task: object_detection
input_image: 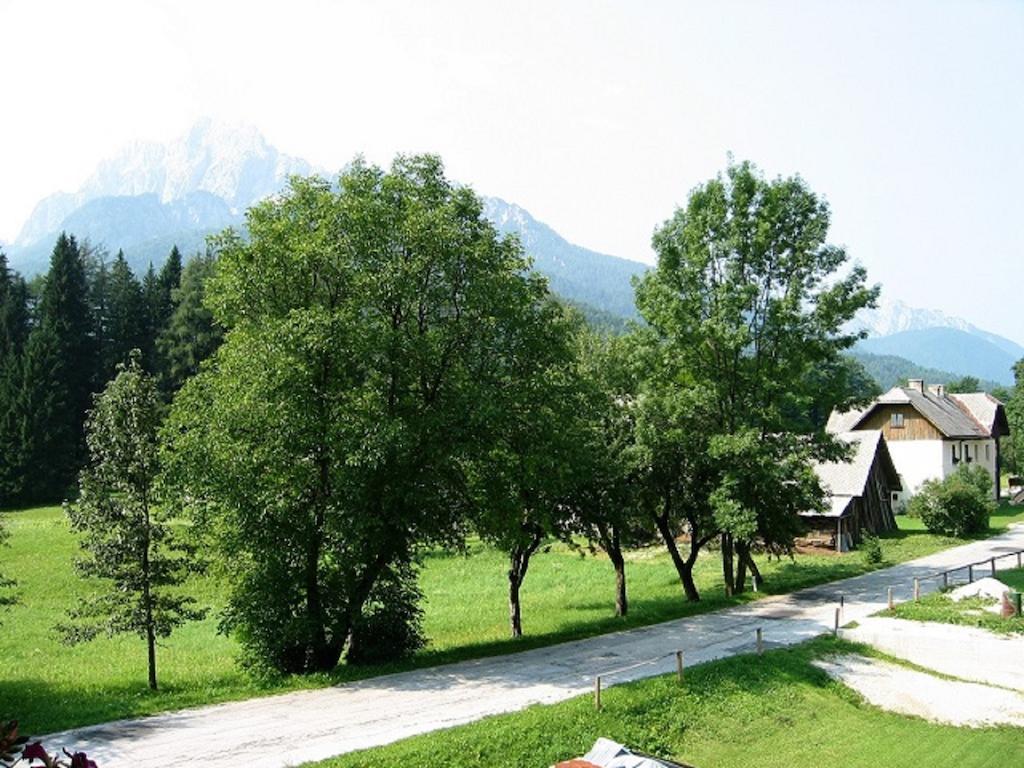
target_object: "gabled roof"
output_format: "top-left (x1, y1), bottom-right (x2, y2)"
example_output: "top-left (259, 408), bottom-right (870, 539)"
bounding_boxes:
top-left (828, 386), bottom-right (1008, 440)
top-left (801, 430), bottom-right (900, 518)
top-left (950, 392), bottom-right (1011, 438)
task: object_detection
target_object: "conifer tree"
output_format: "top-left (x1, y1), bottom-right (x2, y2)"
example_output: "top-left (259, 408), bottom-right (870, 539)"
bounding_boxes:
top-left (62, 352), bottom-right (205, 689)
top-left (154, 246), bottom-right (183, 329)
top-left (156, 253), bottom-right (222, 395)
top-left (140, 263), bottom-right (160, 371)
top-left (0, 252), bottom-right (30, 505)
top-left (103, 251), bottom-right (146, 378)
top-left (26, 233), bottom-right (95, 496)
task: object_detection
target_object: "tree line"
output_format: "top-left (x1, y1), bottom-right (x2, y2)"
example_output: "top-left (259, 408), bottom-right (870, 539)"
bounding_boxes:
top-left (0, 239), bottom-right (222, 506)
top-left (3, 155), bottom-right (930, 689)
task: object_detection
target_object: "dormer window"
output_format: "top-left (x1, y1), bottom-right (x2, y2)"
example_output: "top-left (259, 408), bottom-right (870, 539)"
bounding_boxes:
top-left (890, 413), bottom-right (905, 429)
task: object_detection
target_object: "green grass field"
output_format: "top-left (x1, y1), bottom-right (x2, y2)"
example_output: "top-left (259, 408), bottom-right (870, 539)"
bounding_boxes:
top-left (306, 637), bottom-right (1024, 768)
top-left (884, 565), bottom-right (1024, 634)
top-left (2, 504), bottom-right (1023, 735)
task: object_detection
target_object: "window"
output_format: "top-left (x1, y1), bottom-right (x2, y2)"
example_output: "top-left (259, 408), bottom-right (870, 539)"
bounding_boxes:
top-left (890, 412), bottom-right (905, 429)
top-left (986, 444), bottom-right (991, 461)
top-left (965, 444), bottom-right (973, 464)
top-left (952, 444), bottom-right (959, 465)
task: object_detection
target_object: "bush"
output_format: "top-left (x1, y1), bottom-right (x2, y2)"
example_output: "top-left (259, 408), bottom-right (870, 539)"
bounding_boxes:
top-left (346, 564), bottom-right (426, 665)
top-left (861, 535), bottom-right (883, 564)
top-left (908, 469), bottom-right (993, 537)
top-left (956, 463), bottom-right (995, 498)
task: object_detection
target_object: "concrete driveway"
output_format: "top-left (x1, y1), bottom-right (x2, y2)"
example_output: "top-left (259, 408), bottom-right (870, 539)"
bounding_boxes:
top-left (42, 524), bottom-right (1024, 768)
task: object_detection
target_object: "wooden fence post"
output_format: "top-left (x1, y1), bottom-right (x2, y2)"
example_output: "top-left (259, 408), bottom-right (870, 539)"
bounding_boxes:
top-left (594, 676), bottom-right (602, 710)
top-left (834, 607), bottom-right (840, 636)
top-left (1017, 551), bottom-right (1022, 569)
top-left (676, 650), bottom-right (684, 684)
top-left (913, 578), bottom-right (920, 602)
top-left (887, 586), bottom-right (894, 610)
top-left (756, 628), bottom-right (764, 655)
top-left (942, 571), bottom-right (948, 590)
top-left (992, 557), bottom-right (997, 577)
top-left (969, 565), bottom-right (974, 583)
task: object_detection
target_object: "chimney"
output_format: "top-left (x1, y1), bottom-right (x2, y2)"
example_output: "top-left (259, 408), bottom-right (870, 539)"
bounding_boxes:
top-left (908, 379), bottom-right (924, 393)
top-left (935, 384), bottom-right (945, 398)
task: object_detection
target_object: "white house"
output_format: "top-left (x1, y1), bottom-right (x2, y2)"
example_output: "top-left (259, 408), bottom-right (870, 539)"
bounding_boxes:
top-left (827, 379), bottom-right (1009, 503)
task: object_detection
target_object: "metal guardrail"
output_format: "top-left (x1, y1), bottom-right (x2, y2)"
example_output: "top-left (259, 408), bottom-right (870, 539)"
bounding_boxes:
top-left (923, 548), bottom-right (1024, 589)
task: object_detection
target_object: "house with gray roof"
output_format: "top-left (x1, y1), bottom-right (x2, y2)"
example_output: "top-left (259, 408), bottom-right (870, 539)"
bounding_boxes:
top-left (800, 430), bottom-right (901, 551)
top-left (827, 379), bottom-right (1010, 503)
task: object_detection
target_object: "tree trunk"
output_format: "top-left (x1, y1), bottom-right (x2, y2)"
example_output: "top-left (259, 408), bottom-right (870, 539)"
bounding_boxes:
top-left (305, 516), bottom-right (332, 671)
top-left (734, 542), bottom-right (748, 595)
top-left (654, 510), bottom-right (700, 602)
top-left (742, 543), bottom-right (763, 589)
top-left (340, 546), bottom-right (394, 665)
top-left (142, 502), bottom-right (158, 690)
top-left (509, 570), bottom-right (524, 638)
top-left (599, 524), bottom-right (628, 617)
top-left (508, 528), bottom-right (543, 637)
top-left (721, 532), bottom-right (735, 597)
top-left (146, 623), bottom-right (157, 691)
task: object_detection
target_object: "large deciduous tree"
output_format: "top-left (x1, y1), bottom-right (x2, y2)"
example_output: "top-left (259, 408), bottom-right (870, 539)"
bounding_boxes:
top-left (470, 301), bottom-right (582, 638)
top-left (163, 156), bottom-right (558, 672)
top-left (634, 161), bottom-right (876, 599)
top-left (62, 352), bottom-right (204, 689)
top-left (566, 329), bottom-right (649, 617)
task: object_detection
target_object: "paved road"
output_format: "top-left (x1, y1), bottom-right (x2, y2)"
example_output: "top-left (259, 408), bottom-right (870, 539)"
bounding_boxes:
top-left (44, 524), bottom-right (1024, 768)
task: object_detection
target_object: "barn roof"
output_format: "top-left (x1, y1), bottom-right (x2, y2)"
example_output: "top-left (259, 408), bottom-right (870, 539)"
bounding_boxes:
top-left (800, 430), bottom-right (900, 518)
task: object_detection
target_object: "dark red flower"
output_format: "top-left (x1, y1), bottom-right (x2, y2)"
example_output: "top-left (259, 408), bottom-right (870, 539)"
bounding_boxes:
top-left (22, 741), bottom-right (50, 762)
top-left (65, 751), bottom-right (98, 768)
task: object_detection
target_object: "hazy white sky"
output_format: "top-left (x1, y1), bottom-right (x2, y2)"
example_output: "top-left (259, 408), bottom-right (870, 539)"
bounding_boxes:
top-left (1, 0), bottom-right (1022, 338)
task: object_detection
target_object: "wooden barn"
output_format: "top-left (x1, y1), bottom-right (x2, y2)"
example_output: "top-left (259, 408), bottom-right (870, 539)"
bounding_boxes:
top-left (799, 430), bottom-right (901, 552)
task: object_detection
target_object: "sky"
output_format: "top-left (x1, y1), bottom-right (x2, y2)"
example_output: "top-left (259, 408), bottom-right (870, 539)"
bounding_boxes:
top-left (1, 0), bottom-right (1022, 339)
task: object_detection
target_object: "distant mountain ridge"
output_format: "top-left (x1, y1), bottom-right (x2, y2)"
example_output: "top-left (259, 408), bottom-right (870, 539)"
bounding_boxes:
top-left (15, 118), bottom-right (314, 248)
top-left (854, 327), bottom-right (1019, 386)
top-left (482, 197), bottom-right (646, 318)
top-left (6, 119), bottom-right (1021, 383)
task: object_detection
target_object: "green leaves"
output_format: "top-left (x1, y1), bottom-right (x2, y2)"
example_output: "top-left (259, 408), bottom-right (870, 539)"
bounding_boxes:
top-left (164, 154), bottom-right (559, 670)
top-left (634, 160), bottom-right (878, 595)
top-left (62, 353), bottom-right (205, 688)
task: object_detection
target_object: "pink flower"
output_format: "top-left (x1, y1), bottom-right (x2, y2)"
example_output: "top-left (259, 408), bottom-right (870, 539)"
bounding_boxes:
top-left (22, 742), bottom-right (50, 762)
top-left (65, 750), bottom-right (98, 768)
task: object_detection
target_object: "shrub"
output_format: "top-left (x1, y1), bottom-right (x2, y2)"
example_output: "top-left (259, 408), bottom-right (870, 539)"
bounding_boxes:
top-left (346, 564), bottom-right (426, 665)
top-left (955, 463), bottom-right (995, 499)
top-left (861, 535), bottom-right (883, 564)
top-left (909, 470), bottom-right (993, 537)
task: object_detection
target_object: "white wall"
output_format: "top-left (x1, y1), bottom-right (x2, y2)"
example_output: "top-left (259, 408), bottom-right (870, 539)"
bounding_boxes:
top-left (891, 437), bottom-right (1000, 503)
top-left (943, 438), bottom-right (999, 498)
top-left (888, 439), bottom-right (945, 503)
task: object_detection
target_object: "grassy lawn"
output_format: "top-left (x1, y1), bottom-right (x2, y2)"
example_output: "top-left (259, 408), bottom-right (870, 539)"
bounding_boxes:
top-left (2, 504), bottom-right (1023, 735)
top-left (306, 637), bottom-right (1024, 768)
top-left (884, 565), bottom-right (1024, 634)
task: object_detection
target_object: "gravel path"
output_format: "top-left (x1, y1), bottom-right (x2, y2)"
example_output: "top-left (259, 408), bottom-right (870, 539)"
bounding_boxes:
top-left (41, 524), bottom-right (1024, 768)
top-left (814, 653), bottom-right (1024, 727)
top-left (844, 616), bottom-right (1024, 691)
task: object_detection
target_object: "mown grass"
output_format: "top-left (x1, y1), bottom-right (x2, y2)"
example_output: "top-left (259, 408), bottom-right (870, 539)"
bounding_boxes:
top-left (2, 504), bottom-right (1023, 735)
top-left (306, 637), bottom-right (1024, 768)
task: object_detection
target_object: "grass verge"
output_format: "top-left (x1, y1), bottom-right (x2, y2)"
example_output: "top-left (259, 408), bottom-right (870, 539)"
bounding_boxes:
top-left (304, 637), bottom-right (1024, 768)
top-left (2, 504), bottom-right (1023, 735)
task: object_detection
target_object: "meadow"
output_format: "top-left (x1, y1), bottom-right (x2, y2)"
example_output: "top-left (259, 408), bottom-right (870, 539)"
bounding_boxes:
top-left (307, 637), bottom-right (1024, 768)
top-left (2, 503), bottom-right (1023, 735)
